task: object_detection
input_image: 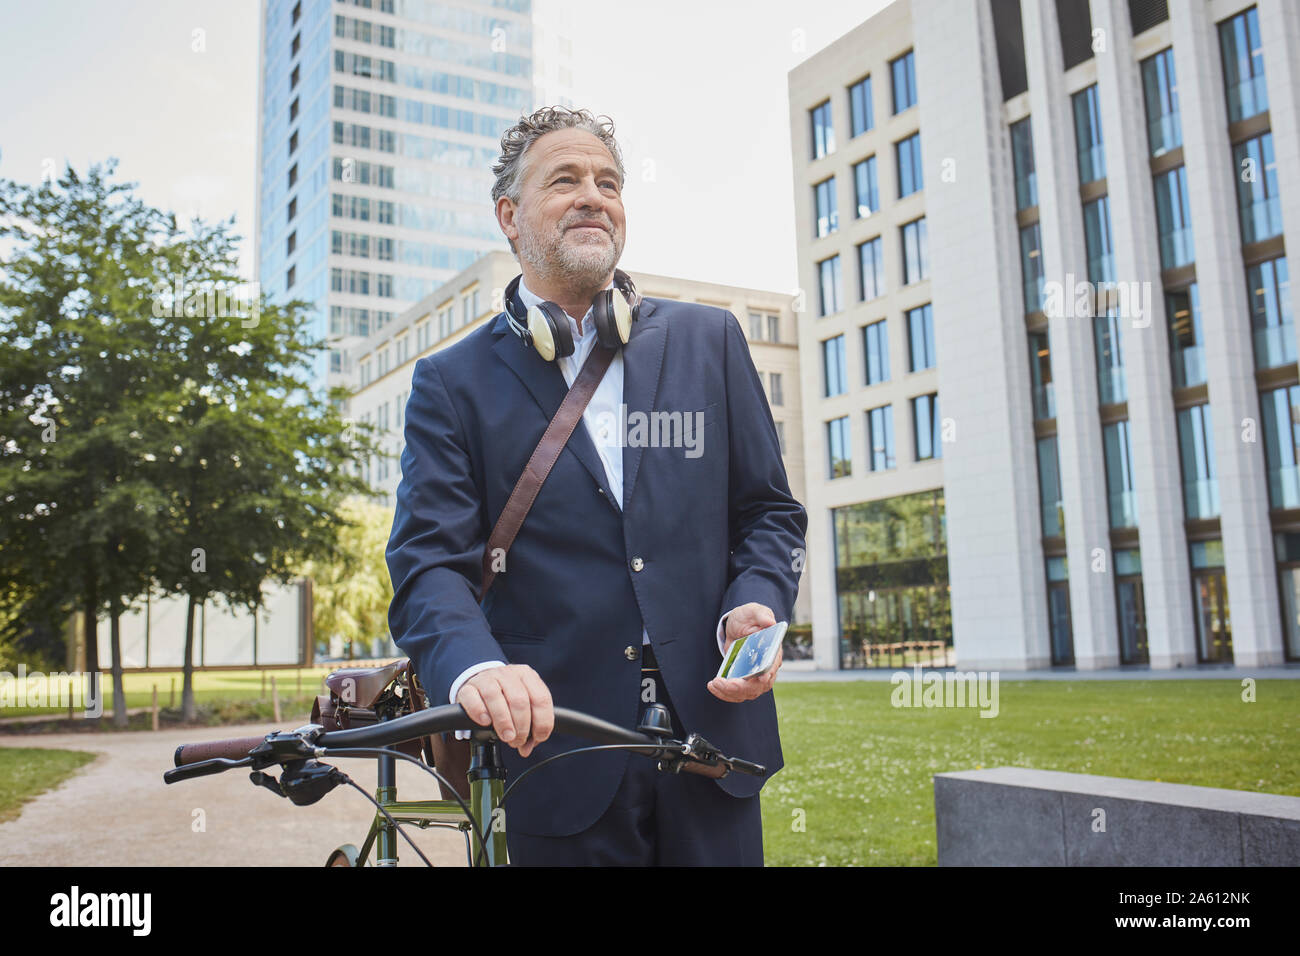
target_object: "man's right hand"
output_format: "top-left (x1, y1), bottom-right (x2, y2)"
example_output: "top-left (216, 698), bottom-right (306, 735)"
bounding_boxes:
top-left (455, 664), bottom-right (554, 758)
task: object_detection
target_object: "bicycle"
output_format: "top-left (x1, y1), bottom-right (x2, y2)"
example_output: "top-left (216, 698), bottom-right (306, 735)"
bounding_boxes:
top-left (162, 701), bottom-right (766, 866)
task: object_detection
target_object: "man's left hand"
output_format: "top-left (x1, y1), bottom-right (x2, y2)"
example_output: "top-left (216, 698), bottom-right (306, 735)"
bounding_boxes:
top-left (707, 602), bottom-right (783, 702)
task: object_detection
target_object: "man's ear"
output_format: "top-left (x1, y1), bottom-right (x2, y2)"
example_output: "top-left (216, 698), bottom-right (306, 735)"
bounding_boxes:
top-left (496, 196), bottom-right (519, 245)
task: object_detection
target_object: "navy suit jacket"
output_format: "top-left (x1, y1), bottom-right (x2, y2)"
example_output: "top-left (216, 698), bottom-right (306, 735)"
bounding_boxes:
top-left (386, 292), bottom-right (808, 837)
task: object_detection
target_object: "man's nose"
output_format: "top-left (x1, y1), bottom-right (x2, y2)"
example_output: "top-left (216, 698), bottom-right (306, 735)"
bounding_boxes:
top-left (572, 176), bottom-right (605, 212)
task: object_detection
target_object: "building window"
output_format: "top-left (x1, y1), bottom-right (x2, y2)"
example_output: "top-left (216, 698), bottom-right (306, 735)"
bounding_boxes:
top-left (823, 335), bottom-right (847, 397)
top-left (1153, 165), bottom-right (1195, 269)
top-left (810, 100), bottom-right (834, 159)
top-left (1219, 6), bottom-right (1268, 123)
top-left (1115, 546), bottom-right (1148, 664)
top-left (814, 176), bottom-right (838, 237)
top-left (858, 236), bottom-right (885, 301)
top-left (901, 217), bottom-right (928, 286)
top-left (849, 75), bottom-right (874, 137)
top-left (1190, 539), bottom-right (1232, 663)
top-left (286, 231), bottom-right (296, 256)
top-left (867, 404), bottom-right (895, 471)
top-left (289, 129), bottom-right (298, 155)
top-left (289, 97), bottom-right (299, 123)
top-left (1140, 48), bottom-right (1181, 156)
top-left (1102, 419), bottom-right (1139, 528)
top-left (1037, 435), bottom-right (1064, 537)
top-left (287, 196), bottom-right (297, 222)
top-left (1094, 306), bottom-right (1127, 405)
top-left (768, 372), bottom-right (784, 406)
top-left (1234, 132), bottom-right (1282, 244)
top-left (831, 490), bottom-right (950, 669)
top-left (818, 255), bottom-right (843, 316)
top-left (290, 64), bottom-right (300, 91)
top-left (1046, 555), bottom-right (1073, 665)
top-left (767, 314), bottom-right (780, 343)
top-left (775, 420), bottom-right (787, 455)
top-left (912, 392), bottom-right (941, 461)
top-left (291, 31), bottom-right (301, 56)
top-left (863, 319), bottom-right (890, 386)
top-left (1177, 403), bottom-right (1219, 519)
top-left (1261, 385), bottom-right (1300, 509)
top-left (1276, 532), bottom-right (1300, 661)
top-left (891, 50), bottom-right (917, 114)
top-left (749, 312), bottom-right (764, 340)
top-left (895, 132), bottom-right (923, 198)
top-left (1248, 256), bottom-right (1293, 370)
top-left (1020, 222), bottom-right (1045, 314)
top-left (1010, 117), bottom-right (1037, 210)
top-left (827, 416), bottom-right (851, 478)
top-left (292, 1), bottom-right (301, 25)
top-left (287, 162), bottom-right (298, 189)
top-left (853, 156), bottom-right (878, 218)
top-left (1072, 84), bottom-right (1106, 185)
top-left (907, 304), bottom-right (936, 372)
top-left (1029, 329), bottom-right (1055, 420)
top-left (286, 265), bottom-right (296, 289)
top-left (1083, 196), bottom-right (1115, 285)
top-left (1167, 284), bottom-right (1206, 388)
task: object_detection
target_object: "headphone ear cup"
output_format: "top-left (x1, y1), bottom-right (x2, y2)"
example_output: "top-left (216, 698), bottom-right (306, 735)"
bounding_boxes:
top-left (527, 305), bottom-right (557, 361)
top-left (610, 290), bottom-right (634, 344)
top-left (593, 289), bottom-right (631, 350)
top-left (529, 302), bottom-right (574, 361)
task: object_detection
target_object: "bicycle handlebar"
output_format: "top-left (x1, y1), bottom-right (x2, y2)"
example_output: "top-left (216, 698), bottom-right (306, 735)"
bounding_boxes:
top-left (165, 703), bottom-right (765, 783)
top-left (316, 704), bottom-right (659, 752)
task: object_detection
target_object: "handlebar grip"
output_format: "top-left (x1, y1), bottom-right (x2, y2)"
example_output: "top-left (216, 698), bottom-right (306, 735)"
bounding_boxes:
top-left (174, 735), bottom-right (267, 767)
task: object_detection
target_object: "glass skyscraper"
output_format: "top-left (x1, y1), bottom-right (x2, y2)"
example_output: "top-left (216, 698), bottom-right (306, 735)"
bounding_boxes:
top-left (255, 0), bottom-right (572, 393)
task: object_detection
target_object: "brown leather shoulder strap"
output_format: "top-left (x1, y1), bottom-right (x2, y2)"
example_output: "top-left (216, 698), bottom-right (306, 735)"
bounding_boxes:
top-left (477, 343), bottom-right (616, 601)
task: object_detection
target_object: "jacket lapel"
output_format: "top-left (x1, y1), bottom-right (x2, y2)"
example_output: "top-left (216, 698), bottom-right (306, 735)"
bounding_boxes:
top-left (490, 314), bottom-right (612, 499)
top-left (620, 298), bottom-right (665, 510)
top-left (489, 297), bottom-right (667, 513)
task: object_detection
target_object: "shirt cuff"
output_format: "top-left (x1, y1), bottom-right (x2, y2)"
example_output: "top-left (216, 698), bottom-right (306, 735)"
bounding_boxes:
top-left (450, 660), bottom-right (507, 740)
top-left (716, 607), bottom-right (744, 656)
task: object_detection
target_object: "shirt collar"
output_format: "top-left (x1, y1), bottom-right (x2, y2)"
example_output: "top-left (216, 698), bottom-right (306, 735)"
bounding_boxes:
top-left (517, 275), bottom-right (615, 341)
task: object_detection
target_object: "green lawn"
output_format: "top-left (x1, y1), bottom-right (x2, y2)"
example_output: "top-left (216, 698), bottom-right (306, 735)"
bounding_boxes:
top-left (0, 666), bottom-right (339, 718)
top-left (762, 679), bottom-right (1300, 866)
top-left (0, 747), bottom-right (98, 822)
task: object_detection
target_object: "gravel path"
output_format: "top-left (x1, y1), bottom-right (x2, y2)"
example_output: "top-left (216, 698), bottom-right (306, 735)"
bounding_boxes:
top-left (0, 723), bottom-right (468, 866)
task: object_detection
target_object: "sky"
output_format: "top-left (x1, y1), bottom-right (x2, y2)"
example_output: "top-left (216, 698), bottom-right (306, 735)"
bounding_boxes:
top-left (0, 0), bottom-right (891, 295)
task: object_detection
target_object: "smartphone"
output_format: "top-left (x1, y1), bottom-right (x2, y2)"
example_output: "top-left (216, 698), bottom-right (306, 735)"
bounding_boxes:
top-left (715, 621), bottom-right (788, 680)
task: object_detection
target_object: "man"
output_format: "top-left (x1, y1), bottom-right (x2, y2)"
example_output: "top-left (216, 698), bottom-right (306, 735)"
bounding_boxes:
top-left (386, 106), bottom-right (806, 865)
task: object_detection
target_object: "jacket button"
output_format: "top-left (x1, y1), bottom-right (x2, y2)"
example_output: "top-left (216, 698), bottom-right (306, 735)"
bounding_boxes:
top-left (624, 645), bottom-right (638, 661)
top-left (630, 556), bottom-right (644, 571)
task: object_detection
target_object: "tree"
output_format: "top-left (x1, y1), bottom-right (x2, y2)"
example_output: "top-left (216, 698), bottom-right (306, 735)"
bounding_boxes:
top-left (297, 496), bottom-right (395, 660)
top-left (0, 160), bottom-right (379, 722)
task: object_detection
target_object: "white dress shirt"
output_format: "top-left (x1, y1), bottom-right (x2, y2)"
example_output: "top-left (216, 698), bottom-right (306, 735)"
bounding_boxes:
top-left (447, 278), bottom-right (737, 726)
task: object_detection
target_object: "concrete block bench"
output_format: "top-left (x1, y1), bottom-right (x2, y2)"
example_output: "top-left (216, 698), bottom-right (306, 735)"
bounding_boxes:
top-left (934, 767), bottom-right (1300, 866)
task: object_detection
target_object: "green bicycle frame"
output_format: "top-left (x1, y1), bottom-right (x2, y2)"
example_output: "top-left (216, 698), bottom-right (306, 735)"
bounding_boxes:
top-left (353, 738), bottom-right (507, 867)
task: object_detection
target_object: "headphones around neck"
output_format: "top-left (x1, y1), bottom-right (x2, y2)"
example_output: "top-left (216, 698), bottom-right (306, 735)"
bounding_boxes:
top-left (503, 270), bottom-right (641, 362)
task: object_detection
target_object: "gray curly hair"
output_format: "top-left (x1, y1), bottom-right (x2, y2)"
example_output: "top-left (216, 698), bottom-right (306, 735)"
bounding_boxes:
top-left (491, 106), bottom-right (626, 254)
